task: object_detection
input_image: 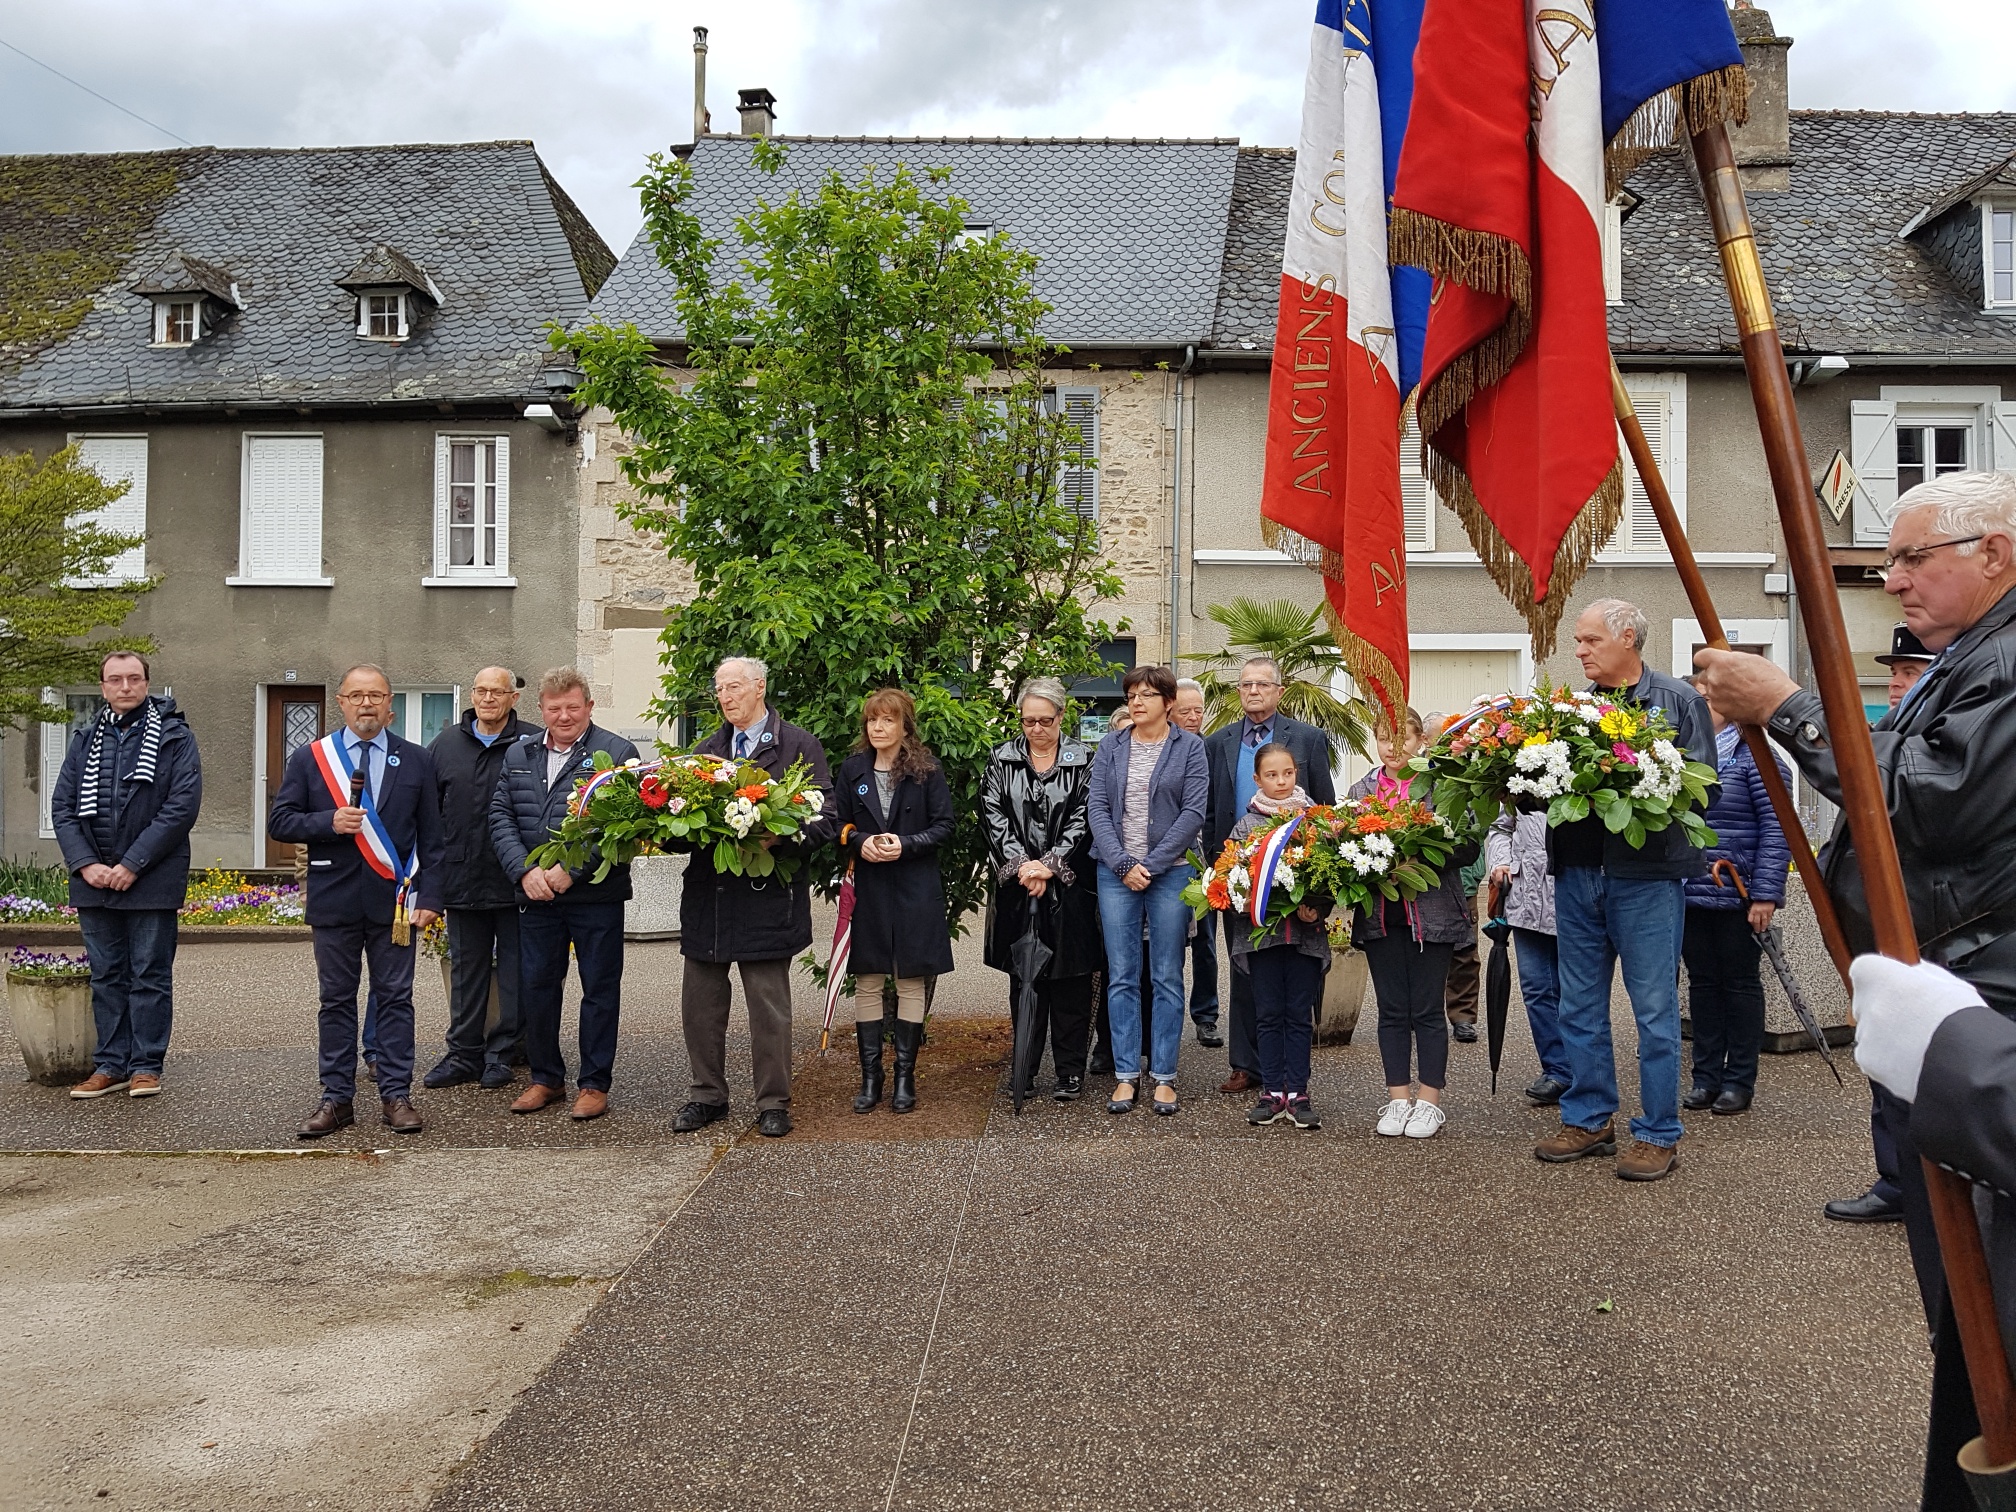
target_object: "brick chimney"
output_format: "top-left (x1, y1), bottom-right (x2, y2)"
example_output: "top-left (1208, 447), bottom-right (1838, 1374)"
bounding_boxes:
top-left (738, 88), bottom-right (777, 138)
top-left (1728, 5), bottom-right (1792, 191)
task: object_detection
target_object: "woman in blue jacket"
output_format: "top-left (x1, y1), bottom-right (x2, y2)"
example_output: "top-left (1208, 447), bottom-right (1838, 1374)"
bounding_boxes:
top-left (1681, 694), bottom-right (1791, 1116)
top-left (1086, 665), bottom-right (1209, 1116)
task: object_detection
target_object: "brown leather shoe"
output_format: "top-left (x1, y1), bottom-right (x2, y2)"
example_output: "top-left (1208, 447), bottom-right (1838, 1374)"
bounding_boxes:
top-left (570, 1088), bottom-right (609, 1122)
top-left (1616, 1138), bottom-right (1680, 1182)
top-left (298, 1099), bottom-right (355, 1139)
top-left (1218, 1069), bottom-right (1260, 1095)
top-left (128, 1074), bottom-right (162, 1098)
top-left (511, 1082), bottom-right (565, 1115)
top-left (1534, 1120), bottom-right (1617, 1163)
top-left (381, 1097), bottom-right (424, 1134)
top-left (70, 1071), bottom-right (130, 1099)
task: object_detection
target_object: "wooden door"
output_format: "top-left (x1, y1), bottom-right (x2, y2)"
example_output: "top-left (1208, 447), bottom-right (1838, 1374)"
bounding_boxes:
top-left (265, 685), bottom-right (325, 867)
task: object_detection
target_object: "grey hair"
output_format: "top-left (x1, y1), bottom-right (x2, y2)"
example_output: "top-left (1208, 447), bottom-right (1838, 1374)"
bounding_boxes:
top-left (1240, 655), bottom-right (1282, 683)
top-left (715, 656), bottom-right (768, 685)
top-left (1015, 676), bottom-right (1069, 715)
top-left (1897, 470), bottom-right (2016, 556)
top-left (1174, 677), bottom-right (1205, 695)
top-left (1585, 597), bottom-right (1650, 652)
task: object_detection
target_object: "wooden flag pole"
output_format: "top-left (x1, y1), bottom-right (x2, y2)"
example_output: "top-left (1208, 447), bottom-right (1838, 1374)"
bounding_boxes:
top-left (1689, 120), bottom-right (2016, 1476)
top-left (1609, 362), bottom-right (1852, 991)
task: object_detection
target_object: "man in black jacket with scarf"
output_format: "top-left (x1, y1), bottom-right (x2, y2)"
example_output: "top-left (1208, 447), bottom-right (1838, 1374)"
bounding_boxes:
top-left (672, 657), bottom-right (838, 1140)
top-left (53, 651), bottom-right (203, 1099)
top-left (423, 667), bottom-right (538, 1091)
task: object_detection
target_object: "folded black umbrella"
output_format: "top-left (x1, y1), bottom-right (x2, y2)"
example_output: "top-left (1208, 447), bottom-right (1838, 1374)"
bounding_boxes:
top-left (1008, 894), bottom-right (1052, 1114)
top-left (1711, 859), bottom-right (1842, 1085)
top-left (1483, 879), bottom-right (1512, 1096)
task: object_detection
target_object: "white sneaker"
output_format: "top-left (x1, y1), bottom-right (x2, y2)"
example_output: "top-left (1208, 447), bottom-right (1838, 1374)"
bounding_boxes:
top-left (1376, 1098), bottom-right (1413, 1136)
top-left (1404, 1101), bottom-right (1448, 1139)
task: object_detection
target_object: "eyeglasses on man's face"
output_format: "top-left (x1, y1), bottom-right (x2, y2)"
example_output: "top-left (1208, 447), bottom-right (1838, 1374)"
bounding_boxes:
top-left (339, 690), bottom-right (390, 706)
top-left (1237, 680), bottom-right (1282, 692)
top-left (1880, 535), bottom-right (1984, 579)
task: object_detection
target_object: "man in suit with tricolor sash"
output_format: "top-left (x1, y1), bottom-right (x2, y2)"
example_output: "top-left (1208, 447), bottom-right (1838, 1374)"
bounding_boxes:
top-left (270, 663), bottom-right (445, 1138)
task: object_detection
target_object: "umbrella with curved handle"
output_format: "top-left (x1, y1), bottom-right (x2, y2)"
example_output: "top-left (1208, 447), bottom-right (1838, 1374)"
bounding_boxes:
top-left (1711, 858), bottom-right (1842, 1085)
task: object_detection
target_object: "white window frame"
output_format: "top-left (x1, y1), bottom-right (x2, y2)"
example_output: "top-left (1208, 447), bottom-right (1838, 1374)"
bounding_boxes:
top-left (357, 290), bottom-right (409, 341)
top-left (68, 433), bottom-right (149, 584)
top-left (1599, 371), bottom-right (1688, 558)
top-left (229, 432), bottom-right (332, 587)
top-left (1852, 386), bottom-right (2011, 544)
top-left (1983, 203), bottom-right (2015, 310)
top-left (1669, 617), bottom-right (1790, 678)
top-left (389, 686), bottom-right (461, 746)
top-left (38, 687), bottom-right (102, 839)
top-left (151, 298), bottom-right (200, 346)
top-left (425, 434), bottom-right (515, 586)
top-left (1400, 406), bottom-right (1437, 553)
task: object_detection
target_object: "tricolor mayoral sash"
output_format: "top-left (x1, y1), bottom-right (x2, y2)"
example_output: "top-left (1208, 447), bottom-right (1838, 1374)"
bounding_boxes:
top-left (1249, 814), bottom-right (1306, 929)
top-left (310, 732), bottom-right (421, 940)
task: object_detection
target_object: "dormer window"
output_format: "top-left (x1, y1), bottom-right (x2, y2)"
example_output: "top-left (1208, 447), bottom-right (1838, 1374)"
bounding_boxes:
top-left (154, 300), bottom-right (200, 346)
top-left (359, 291), bottom-right (408, 341)
top-left (1990, 207), bottom-right (2014, 307)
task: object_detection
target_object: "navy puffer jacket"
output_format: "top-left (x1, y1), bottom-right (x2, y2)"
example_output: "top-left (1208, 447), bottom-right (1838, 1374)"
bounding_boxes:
top-left (1684, 732), bottom-right (1791, 910)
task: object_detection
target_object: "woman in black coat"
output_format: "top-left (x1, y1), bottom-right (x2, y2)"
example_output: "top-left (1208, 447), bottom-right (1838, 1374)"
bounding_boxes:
top-left (834, 688), bottom-right (955, 1115)
top-left (981, 676), bottom-right (1103, 1101)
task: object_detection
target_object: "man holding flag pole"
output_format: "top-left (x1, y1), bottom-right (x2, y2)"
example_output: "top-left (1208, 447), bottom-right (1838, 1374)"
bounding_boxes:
top-left (271, 663), bottom-right (445, 1139)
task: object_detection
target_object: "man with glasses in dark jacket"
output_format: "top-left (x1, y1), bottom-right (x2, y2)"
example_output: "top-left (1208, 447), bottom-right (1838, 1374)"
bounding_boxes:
top-left (54, 652), bottom-right (203, 1101)
top-left (422, 667), bottom-right (538, 1091)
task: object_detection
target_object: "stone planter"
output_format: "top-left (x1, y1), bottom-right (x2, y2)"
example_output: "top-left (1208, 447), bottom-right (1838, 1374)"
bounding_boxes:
top-left (7, 972), bottom-right (95, 1085)
top-left (625, 854), bottom-right (685, 940)
top-left (1315, 947), bottom-right (1369, 1045)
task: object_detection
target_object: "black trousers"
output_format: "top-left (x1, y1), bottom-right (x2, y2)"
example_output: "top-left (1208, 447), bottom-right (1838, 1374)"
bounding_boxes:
top-left (1682, 906), bottom-right (1766, 1093)
top-left (1444, 890), bottom-right (1480, 1025)
top-left (1364, 932), bottom-right (1452, 1090)
top-left (1227, 939), bottom-right (1260, 1076)
top-left (313, 919), bottom-right (417, 1102)
top-left (1010, 973), bottom-right (1094, 1083)
top-left (442, 906), bottom-right (525, 1072)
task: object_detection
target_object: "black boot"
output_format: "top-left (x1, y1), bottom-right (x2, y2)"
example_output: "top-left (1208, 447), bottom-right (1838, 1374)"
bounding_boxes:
top-left (891, 1018), bottom-right (922, 1114)
top-left (853, 1022), bottom-right (885, 1114)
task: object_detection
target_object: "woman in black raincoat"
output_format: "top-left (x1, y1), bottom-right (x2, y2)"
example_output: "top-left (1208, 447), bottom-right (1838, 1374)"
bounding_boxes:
top-left (980, 677), bottom-right (1104, 1101)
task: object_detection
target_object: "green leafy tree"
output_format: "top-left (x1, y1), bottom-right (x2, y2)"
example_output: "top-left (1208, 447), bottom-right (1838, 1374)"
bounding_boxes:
top-left (562, 140), bottom-right (1124, 929)
top-left (0, 446), bottom-right (154, 730)
top-left (1188, 596), bottom-right (1372, 758)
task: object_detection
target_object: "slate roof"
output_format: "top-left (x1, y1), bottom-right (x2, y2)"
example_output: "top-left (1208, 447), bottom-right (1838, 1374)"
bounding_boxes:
top-left (589, 135), bottom-right (1242, 348)
top-left (1210, 148), bottom-right (1294, 351)
top-left (1612, 112), bottom-right (2016, 356)
top-left (0, 142), bottom-right (615, 411)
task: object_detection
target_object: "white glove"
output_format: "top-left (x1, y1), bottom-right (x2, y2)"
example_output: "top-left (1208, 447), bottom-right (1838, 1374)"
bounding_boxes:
top-left (1851, 954), bottom-right (1985, 1104)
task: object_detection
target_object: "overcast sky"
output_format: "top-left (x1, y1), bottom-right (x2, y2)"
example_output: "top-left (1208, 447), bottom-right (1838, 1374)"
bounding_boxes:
top-left (5, 1), bottom-right (2014, 257)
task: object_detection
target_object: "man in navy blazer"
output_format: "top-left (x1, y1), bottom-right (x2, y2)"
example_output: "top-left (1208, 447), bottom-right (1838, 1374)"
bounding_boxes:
top-left (270, 664), bottom-right (444, 1139)
top-left (1201, 656), bottom-right (1337, 1093)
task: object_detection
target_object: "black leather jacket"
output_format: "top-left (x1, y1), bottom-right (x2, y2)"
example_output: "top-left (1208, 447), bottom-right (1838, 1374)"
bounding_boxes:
top-left (979, 735), bottom-right (1103, 979)
top-left (1771, 586), bottom-right (2016, 1007)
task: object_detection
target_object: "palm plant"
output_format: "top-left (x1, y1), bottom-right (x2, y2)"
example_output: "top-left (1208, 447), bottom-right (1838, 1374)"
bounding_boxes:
top-left (1187, 597), bottom-right (1373, 758)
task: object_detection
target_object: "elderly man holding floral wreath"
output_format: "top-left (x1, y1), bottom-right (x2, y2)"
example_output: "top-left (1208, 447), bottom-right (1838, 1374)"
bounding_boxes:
top-left (1536, 599), bottom-right (1718, 1182)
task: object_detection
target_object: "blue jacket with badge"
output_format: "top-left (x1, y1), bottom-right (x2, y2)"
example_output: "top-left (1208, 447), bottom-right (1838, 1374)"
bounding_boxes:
top-left (269, 732), bottom-right (445, 927)
top-left (488, 723), bottom-right (641, 906)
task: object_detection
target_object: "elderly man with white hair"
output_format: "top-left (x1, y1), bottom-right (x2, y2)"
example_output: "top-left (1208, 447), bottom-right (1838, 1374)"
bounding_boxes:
top-left (1696, 470), bottom-right (2016, 1511)
top-left (1534, 597), bottom-right (1717, 1183)
top-left (671, 657), bottom-right (839, 1139)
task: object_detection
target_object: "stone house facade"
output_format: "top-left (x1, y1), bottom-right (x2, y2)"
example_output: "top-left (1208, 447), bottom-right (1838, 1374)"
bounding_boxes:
top-left (0, 142), bottom-right (612, 865)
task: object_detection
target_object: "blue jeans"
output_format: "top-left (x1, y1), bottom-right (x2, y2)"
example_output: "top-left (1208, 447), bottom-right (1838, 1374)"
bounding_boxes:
top-left (1554, 868), bottom-right (1685, 1146)
top-left (76, 908), bottom-right (179, 1078)
top-left (520, 900), bottom-right (626, 1092)
top-left (1511, 927), bottom-right (1571, 1086)
top-left (1096, 865), bottom-right (1193, 1084)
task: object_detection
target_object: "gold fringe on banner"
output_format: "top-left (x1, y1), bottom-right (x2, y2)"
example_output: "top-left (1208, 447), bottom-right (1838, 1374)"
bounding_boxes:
top-left (1424, 447), bottom-right (1625, 660)
top-left (1388, 208), bottom-right (1534, 439)
top-left (1604, 63), bottom-right (1750, 200)
top-left (1258, 516), bottom-right (1409, 722)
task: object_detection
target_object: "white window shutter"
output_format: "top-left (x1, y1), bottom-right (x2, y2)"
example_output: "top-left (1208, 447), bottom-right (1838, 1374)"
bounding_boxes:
top-left (492, 434), bottom-right (510, 575)
top-left (1850, 400), bottom-right (1900, 546)
top-left (1054, 386), bottom-right (1099, 522)
top-left (38, 691), bottom-right (65, 839)
top-left (71, 436), bottom-right (148, 583)
top-left (1399, 409), bottom-right (1434, 550)
top-left (1991, 402), bottom-right (2016, 476)
top-left (432, 436), bottom-right (449, 576)
top-left (244, 436), bottom-right (324, 578)
top-left (1620, 385), bottom-right (1671, 550)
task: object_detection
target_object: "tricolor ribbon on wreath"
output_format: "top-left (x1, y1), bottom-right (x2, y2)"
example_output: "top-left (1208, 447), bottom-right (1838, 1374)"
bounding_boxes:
top-left (573, 757), bottom-right (662, 812)
top-left (1248, 814), bottom-right (1305, 928)
top-left (310, 732), bottom-right (422, 945)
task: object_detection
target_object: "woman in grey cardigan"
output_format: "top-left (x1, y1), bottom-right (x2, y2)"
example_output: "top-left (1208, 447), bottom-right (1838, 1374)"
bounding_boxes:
top-left (1086, 665), bottom-right (1209, 1116)
top-left (1486, 806), bottom-right (1571, 1105)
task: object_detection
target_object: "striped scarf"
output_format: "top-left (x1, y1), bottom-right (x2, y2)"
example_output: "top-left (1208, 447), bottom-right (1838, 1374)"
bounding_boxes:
top-left (75, 700), bottom-right (163, 818)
